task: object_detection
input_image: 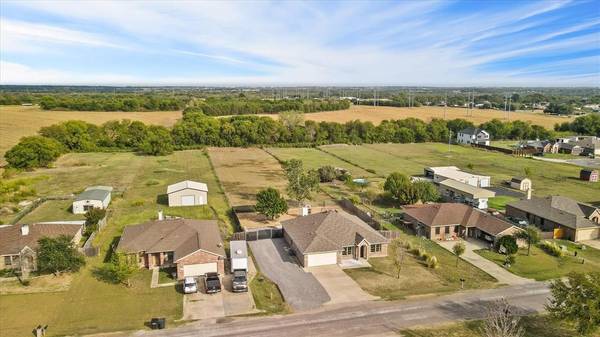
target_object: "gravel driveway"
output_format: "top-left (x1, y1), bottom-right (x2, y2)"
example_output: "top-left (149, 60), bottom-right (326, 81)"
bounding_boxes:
top-left (249, 238), bottom-right (330, 311)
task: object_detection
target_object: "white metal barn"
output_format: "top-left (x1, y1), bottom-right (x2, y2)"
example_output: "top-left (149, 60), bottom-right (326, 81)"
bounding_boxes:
top-left (167, 180), bottom-right (208, 207)
top-left (72, 186), bottom-right (112, 214)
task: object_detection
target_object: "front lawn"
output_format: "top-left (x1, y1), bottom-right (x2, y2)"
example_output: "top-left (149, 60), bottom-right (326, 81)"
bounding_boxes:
top-left (249, 272), bottom-right (290, 315)
top-left (475, 240), bottom-right (600, 281)
top-left (345, 228), bottom-right (497, 300)
top-left (158, 267), bottom-right (177, 284)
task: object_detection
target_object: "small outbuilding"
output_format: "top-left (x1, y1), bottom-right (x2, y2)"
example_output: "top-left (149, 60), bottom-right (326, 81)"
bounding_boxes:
top-left (510, 177), bottom-right (532, 191)
top-left (167, 180), bottom-right (208, 207)
top-left (580, 169), bottom-right (599, 182)
top-left (72, 186), bottom-right (112, 214)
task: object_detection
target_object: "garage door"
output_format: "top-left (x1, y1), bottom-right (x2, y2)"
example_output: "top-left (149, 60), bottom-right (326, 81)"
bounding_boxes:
top-left (183, 262), bottom-right (217, 277)
top-left (306, 252), bottom-right (337, 267)
top-left (577, 228), bottom-right (600, 241)
top-left (181, 195), bottom-right (195, 206)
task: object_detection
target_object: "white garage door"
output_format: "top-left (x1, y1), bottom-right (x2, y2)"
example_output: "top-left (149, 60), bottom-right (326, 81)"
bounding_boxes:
top-left (306, 252), bottom-right (337, 267)
top-left (181, 195), bottom-right (195, 206)
top-left (183, 262), bottom-right (217, 277)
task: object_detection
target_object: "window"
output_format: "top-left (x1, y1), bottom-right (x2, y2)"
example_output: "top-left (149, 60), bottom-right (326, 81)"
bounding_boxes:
top-left (4, 256), bottom-right (12, 267)
top-left (342, 246), bottom-right (353, 256)
top-left (164, 252), bottom-right (174, 262)
top-left (370, 244), bottom-right (382, 253)
top-left (435, 227), bottom-right (440, 235)
top-left (445, 226), bottom-right (450, 234)
top-left (454, 226), bottom-right (460, 233)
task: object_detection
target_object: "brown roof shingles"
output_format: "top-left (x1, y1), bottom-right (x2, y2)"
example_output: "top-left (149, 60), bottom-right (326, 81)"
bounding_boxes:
top-left (507, 196), bottom-right (599, 230)
top-left (0, 223), bottom-right (82, 256)
top-left (116, 219), bottom-right (225, 260)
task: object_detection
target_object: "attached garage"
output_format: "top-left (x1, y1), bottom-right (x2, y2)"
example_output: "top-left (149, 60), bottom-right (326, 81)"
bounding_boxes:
top-left (183, 262), bottom-right (218, 277)
top-left (306, 252), bottom-right (337, 267)
top-left (576, 228), bottom-right (600, 241)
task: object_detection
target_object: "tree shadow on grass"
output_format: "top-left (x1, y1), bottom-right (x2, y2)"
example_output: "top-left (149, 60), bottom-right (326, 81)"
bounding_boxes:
top-left (91, 266), bottom-right (119, 285)
top-left (156, 194), bottom-right (169, 206)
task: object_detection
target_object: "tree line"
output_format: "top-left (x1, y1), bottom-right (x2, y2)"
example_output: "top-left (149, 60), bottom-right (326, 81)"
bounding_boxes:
top-left (187, 98), bottom-right (350, 116)
top-left (554, 113), bottom-right (600, 137)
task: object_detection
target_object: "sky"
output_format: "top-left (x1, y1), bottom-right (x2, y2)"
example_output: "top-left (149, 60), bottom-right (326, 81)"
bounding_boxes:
top-left (0, 0), bottom-right (599, 86)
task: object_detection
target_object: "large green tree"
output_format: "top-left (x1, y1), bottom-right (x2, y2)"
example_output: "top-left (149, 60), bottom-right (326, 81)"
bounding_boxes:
top-left (5, 136), bottom-right (63, 169)
top-left (514, 225), bottom-right (541, 256)
top-left (384, 172), bottom-right (412, 204)
top-left (37, 235), bottom-right (85, 275)
top-left (546, 272), bottom-right (600, 335)
top-left (138, 125), bottom-right (174, 156)
top-left (255, 187), bottom-right (288, 219)
top-left (283, 159), bottom-right (319, 204)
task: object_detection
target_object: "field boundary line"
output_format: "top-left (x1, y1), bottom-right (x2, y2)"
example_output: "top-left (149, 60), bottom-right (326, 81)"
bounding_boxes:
top-left (317, 146), bottom-right (384, 178)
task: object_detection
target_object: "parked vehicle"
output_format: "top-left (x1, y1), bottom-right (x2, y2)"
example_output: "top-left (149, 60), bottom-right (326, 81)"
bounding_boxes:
top-left (204, 272), bottom-right (222, 294)
top-left (183, 276), bottom-right (198, 294)
top-left (230, 240), bottom-right (248, 272)
top-left (232, 269), bottom-right (248, 292)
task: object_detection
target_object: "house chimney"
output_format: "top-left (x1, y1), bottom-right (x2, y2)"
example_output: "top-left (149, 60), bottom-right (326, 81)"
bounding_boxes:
top-left (526, 188), bottom-right (532, 200)
top-left (21, 224), bottom-right (29, 236)
top-left (158, 210), bottom-right (164, 221)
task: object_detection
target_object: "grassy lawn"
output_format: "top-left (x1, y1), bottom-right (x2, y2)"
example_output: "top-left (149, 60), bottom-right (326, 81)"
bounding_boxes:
top-left (249, 272), bottom-right (290, 315)
top-left (541, 152), bottom-right (583, 160)
top-left (400, 315), bottom-right (579, 337)
top-left (0, 150), bottom-right (233, 336)
top-left (320, 143), bottom-right (600, 206)
top-left (488, 195), bottom-right (518, 210)
top-left (158, 267), bottom-right (177, 284)
top-left (19, 199), bottom-right (84, 224)
top-left (475, 240), bottom-right (600, 281)
top-left (345, 228), bottom-right (497, 300)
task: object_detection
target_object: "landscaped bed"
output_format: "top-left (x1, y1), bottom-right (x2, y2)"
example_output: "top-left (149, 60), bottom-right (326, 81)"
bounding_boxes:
top-left (475, 240), bottom-right (600, 281)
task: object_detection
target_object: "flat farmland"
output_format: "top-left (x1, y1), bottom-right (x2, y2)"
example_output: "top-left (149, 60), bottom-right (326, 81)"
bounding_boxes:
top-left (0, 105), bottom-right (182, 163)
top-left (321, 143), bottom-right (600, 206)
top-left (257, 104), bottom-right (570, 128)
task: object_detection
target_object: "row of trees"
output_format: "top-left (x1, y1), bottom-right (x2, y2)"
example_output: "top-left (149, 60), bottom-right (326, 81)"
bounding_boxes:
top-left (555, 113), bottom-right (600, 137)
top-left (187, 98), bottom-right (350, 116)
top-left (39, 94), bottom-right (187, 111)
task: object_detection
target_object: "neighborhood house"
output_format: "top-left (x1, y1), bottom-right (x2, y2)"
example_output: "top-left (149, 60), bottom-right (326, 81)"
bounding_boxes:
top-left (72, 186), bottom-right (112, 214)
top-left (167, 180), bottom-right (208, 207)
top-left (438, 179), bottom-right (496, 209)
top-left (424, 166), bottom-right (491, 187)
top-left (506, 196), bottom-right (600, 242)
top-left (0, 222), bottom-right (83, 276)
top-left (403, 203), bottom-right (521, 244)
top-left (457, 127), bottom-right (490, 146)
top-left (116, 219), bottom-right (225, 279)
top-left (580, 169), bottom-right (598, 182)
top-left (282, 210), bottom-right (389, 267)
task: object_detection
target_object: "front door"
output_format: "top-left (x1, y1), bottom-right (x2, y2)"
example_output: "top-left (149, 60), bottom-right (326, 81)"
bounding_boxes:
top-left (153, 253), bottom-right (160, 266)
top-left (360, 245), bottom-right (367, 259)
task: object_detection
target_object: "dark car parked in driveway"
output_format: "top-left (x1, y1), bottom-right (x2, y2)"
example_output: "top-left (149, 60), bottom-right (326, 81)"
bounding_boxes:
top-left (204, 272), bottom-right (222, 294)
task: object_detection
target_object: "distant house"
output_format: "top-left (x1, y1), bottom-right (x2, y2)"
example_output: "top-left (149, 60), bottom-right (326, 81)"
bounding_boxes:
top-left (72, 186), bottom-right (112, 214)
top-left (403, 203), bottom-right (521, 243)
top-left (510, 177), bottom-right (532, 191)
top-left (116, 219), bottom-right (225, 279)
top-left (282, 210), bottom-right (389, 267)
top-left (554, 136), bottom-right (600, 158)
top-left (519, 140), bottom-right (552, 153)
top-left (0, 223), bottom-right (83, 276)
top-left (424, 166), bottom-right (491, 187)
top-left (506, 196), bottom-right (600, 242)
top-left (457, 127), bottom-right (490, 146)
top-left (580, 169), bottom-right (598, 182)
top-left (438, 179), bottom-right (496, 209)
top-left (557, 143), bottom-right (583, 156)
top-left (167, 180), bottom-right (208, 207)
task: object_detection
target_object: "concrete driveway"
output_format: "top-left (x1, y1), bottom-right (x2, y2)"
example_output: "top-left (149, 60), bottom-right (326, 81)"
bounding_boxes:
top-left (309, 265), bottom-right (378, 304)
top-left (437, 239), bottom-right (533, 285)
top-left (249, 238), bottom-right (330, 311)
top-left (182, 282), bottom-right (225, 321)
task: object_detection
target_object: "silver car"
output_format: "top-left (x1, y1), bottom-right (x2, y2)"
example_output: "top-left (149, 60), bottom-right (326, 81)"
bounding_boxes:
top-left (183, 276), bottom-right (198, 294)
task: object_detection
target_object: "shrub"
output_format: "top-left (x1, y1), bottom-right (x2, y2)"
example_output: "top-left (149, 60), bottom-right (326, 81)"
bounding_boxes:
top-left (317, 165), bottom-right (337, 182)
top-left (347, 195), bottom-right (361, 205)
top-left (426, 255), bottom-right (439, 269)
top-left (539, 240), bottom-right (565, 257)
top-left (496, 235), bottom-right (518, 255)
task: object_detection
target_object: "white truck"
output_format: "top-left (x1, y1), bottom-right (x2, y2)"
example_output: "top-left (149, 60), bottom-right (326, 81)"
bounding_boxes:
top-left (230, 240), bottom-right (248, 292)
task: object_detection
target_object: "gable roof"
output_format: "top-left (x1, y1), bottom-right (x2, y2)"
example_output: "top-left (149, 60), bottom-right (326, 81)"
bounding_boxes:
top-left (116, 219), bottom-right (225, 260)
top-left (403, 203), bottom-right (518, 236)
top-left (511, 177), bottom-right (530, 183)
top-left (282, 211), bottom-right (388, 254)
top-left (75, 188), bottom-right (111, 202)
top-left (0, 223), bottom-right (82, 256)
top-left (507, 196), bottom-right (599, 230)
top-left (167, 180), bottom-right (208, 194)
top-left (439, 179), bottom-right (496, 198)
top-left (459, 127), bottom-right (488, 136)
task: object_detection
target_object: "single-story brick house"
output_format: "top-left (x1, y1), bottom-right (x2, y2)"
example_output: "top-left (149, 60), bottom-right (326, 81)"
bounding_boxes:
top-left (72, 186), bottom-right (112, 214)
top-left (167, 180), bottom-right (208, 207)
top-left (0, 222), bottom-right (83, 276)
top-left (403, 203), bottom-right (522, 244)
top-left (282, 210), bottom-right (389, 267)
top-left (506, 196), bottom-right (600, 242)
top-left (116, 219), bottom-right (225, 279)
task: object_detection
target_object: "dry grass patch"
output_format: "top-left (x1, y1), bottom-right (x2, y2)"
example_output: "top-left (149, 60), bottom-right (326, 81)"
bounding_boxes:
top-left (0, 273), bottom-right (73, 295)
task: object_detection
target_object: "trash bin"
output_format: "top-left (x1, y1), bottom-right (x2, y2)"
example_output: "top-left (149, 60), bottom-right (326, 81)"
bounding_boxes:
top-left (150, 318), bottom-right (159, 330)
top-left (157, 317), bottom-right (166, 329)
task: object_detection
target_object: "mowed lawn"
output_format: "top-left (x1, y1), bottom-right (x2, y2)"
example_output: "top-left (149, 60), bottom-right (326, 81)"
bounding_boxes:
top-left (476, 240), bottom-right (600, 281)
top-left (0, 150), bottom-right (233, 337)
top-left (345, 229), bottom-right (497, 300)
top-left (0, 105), bottom-right (182, 164)
top-left (320, 143), bottom-right (600, 206)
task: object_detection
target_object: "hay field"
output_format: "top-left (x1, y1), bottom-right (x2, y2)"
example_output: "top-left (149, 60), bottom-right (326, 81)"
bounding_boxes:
top-left (266, 147), bottom-right (375, 177)
top-left (258, 104), bottom-right (570, 128)
top-left (0, 105), bottom-right (182, 163)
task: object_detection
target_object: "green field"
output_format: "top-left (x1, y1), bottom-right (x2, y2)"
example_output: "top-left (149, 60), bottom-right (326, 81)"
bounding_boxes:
top-left (0, 150), bottom-right (233, 337)
top-left (320, 143), bottom-right (600, 206)
top-left (476, 240), bottom-right (600, 281)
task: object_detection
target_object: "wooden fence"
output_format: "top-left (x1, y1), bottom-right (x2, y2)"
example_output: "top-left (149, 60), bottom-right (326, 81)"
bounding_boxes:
top-left (378, 230), bottom-right (402, 240)
top-left (471, 143), bottom-right (539, 157)
top-left (231, 228), bottom-right (283, 241)
top-left (338, 199), bottom-right (382, 230)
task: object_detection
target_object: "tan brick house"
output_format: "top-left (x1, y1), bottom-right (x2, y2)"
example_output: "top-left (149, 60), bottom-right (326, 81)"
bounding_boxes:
top-left (116, 219), bottom-right (225, 279)
top-left (282, 210), bottom-right (389, 267)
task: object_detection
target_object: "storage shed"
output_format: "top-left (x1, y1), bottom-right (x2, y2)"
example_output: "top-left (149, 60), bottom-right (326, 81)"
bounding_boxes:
top-left (510, 177), bottom-right (532, 191)
top-left (167, 180), bottom-right (208, 207)
top-left (72, 186), bottom-right (112, 214)
top-left (580, 169), bottom-right (599, 182)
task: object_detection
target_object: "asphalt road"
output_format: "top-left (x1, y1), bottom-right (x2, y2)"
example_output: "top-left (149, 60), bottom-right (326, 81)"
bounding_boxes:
top-left (132, 282), bottom-right (551, 337)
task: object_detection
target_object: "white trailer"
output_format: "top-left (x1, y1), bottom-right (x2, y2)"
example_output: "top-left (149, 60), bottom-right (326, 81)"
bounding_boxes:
top-left (230, 240), bottom-right (248, 272)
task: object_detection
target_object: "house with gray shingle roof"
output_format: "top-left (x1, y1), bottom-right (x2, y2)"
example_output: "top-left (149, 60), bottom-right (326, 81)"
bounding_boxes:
top-left (282, 210), bottom-right (389, 267)
top-left (506, 196), bottom-right (600, 242)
